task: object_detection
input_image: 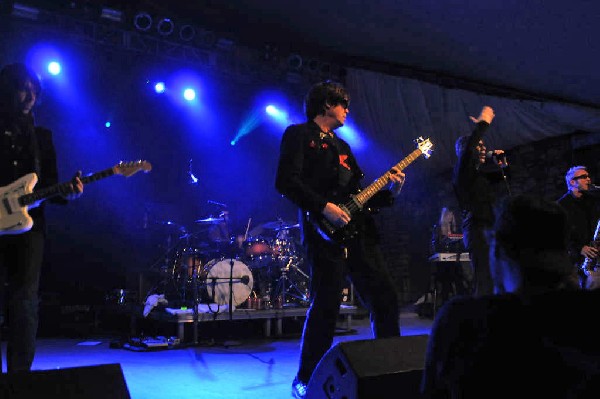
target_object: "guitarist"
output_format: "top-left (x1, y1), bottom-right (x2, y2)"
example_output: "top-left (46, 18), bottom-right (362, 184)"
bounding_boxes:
top-left (0, 63), bottom-right (83, 372)
top-left (275, 80), bottom-right (406, 399)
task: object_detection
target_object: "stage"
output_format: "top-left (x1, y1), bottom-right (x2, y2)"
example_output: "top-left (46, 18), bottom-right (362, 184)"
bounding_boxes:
top-left (1, 308), bottom-right (433, 399)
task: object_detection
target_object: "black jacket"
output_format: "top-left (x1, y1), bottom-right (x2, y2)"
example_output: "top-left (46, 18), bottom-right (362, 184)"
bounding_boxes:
top-left (557, 191), bottom-right (600, 266)
top-left (275, 121), bottom-right (393, 242)
top-left (0, 116), bottom-right (65, 232)
top-left (453, 121), bottom-right (510, 229)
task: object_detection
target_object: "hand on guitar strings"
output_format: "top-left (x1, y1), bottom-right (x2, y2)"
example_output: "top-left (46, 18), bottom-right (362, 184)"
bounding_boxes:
top-left (323, 202), bottom-right (350, 227)
top-left (60, 171), bottom-right (84, 200)
top-left (388, 166), bottom-right (406, 197)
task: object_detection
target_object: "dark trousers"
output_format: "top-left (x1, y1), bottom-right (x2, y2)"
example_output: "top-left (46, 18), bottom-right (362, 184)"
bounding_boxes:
top-left (0, 230), bottom-right (45, 373)
top-left (296, 234), bottom-right (400, 383)
top-left (463, 225), bottom-right (494, 296)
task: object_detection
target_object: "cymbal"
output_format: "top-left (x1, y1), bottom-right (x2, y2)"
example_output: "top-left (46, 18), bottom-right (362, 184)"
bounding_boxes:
top-left (195, 217), bottom-right (224, 224)
top-left (275, 224), bottom-right (299, 231)
top-left (261, 220), bottom-right (299, 230)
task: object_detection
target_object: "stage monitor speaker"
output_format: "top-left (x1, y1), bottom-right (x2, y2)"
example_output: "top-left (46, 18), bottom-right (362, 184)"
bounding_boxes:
top-left (306, 334), bottom-right (429, 399)
top-left (0, 363), bottom-right (131, 399)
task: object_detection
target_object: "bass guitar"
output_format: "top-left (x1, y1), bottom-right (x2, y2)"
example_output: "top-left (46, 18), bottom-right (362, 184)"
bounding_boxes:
top-left (311, 137), bottom-right (433, 243)
top-left (0, 160), bottom-right (152, 236)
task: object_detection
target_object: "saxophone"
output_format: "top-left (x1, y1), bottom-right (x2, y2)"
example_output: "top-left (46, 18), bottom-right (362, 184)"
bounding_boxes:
top-left (581, 218), bottom-right (600, 275)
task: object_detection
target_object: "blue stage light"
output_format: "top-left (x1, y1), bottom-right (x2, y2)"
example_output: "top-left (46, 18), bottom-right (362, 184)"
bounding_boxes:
top-left (47, 61), bottom-right (61, 75)
top-left (154, 82), bottom-right (165, 93)
top-left (183, 88), bottom-right (196, 101)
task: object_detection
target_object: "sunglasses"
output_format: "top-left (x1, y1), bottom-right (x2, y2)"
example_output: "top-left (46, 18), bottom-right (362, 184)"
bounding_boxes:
top-left (573, 174), bottom-right (590, 180)
top-left (332, 98), bottom-right (349, 110)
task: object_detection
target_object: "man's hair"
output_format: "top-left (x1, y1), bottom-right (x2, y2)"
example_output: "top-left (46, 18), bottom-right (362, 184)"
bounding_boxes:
top-left (0, 63), bottom-right (41, 112)
top-left (493, 194), bottom-right (568, 256)
top-left (304, 80), bottom-right (349, 120)
top-left (455, 135), bottom-right (469, 157)
top-left (564, 165), bottom-right (587, 189)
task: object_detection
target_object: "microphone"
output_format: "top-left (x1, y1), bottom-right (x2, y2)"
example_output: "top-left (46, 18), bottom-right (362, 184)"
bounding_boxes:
top-left (207, 200), bottom-right (228, 208)
top-left (486, 150), bottom-right (507, 163)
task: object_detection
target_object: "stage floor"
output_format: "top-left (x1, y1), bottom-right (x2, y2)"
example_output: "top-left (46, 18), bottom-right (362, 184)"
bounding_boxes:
top-left (3, 308), bottom-right (433, 399)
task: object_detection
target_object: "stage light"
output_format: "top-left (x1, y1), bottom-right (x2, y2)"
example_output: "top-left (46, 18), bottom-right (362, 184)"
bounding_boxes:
top-left (105, 121), bottom-right (111, 128)
top-left (306, 59), bottom-right (319, 73)
top-left (157, 18), bottom-right (174, 36)
top-left (100, 7), bottom-right (122, 23)
top-left (47, 61), bottom-right (61, 76)
top-left (287, 54), bottom-right (303, 71)
top-left (133, 12), bottom-right (152, 32)
top-left (154, 82), bottom-right (165, 93)
top-left (183, 88), bottom-right (196, 101)
top-left (265, 105), bottom-right (289, 125)
top-left (179, 25), bottom-right (196, 42)
top-left (11, 2), bottom-right (39, 20)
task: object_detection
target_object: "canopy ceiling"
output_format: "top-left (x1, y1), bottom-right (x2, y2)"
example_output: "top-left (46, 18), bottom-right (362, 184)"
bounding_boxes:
top-left (124, 0), bottom-right (600, 109)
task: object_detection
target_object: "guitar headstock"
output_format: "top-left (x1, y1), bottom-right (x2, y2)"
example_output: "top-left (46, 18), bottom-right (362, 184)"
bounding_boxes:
top-left (415, 137), bottom-right (433, 159)
top-left (114, 160), bottom-right (153, 177)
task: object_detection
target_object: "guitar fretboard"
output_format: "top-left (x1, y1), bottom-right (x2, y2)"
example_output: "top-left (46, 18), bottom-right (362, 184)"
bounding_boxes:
top-left (19, 167), bottom-right (115, 206)
top-left (353, 148), bottom-right (423, 207)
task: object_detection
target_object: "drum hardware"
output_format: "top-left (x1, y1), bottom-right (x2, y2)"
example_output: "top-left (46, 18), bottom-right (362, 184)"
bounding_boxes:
top-left (272, 257), bottom-right (310, 308)
top-left (259, 219), bottom-right (300, 230)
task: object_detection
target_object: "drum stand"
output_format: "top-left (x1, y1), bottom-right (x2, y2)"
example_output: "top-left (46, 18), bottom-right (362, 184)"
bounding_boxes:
top-left (273, 257), bottom-right (309, 307)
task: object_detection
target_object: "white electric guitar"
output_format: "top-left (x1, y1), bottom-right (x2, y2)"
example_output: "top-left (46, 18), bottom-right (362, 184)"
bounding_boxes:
top-left (0, 160), bottom-right (152, 236)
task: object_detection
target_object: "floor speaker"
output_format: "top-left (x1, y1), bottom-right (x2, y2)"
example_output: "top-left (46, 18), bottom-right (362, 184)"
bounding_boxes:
top-left (0, 363), bottom-right (131, 399)
top-left (306, 334), bottom-right (429, 399)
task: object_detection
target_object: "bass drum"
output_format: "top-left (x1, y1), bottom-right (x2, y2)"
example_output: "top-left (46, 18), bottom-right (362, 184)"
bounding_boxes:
top-left (203, 258), bottom-right (254, 306)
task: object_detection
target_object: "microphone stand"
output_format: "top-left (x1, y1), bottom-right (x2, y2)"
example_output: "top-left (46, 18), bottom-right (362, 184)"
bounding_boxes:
top-left (229, 257), bottom-right (234, 321)
top-left (192, 255), bottom-right (199, 346)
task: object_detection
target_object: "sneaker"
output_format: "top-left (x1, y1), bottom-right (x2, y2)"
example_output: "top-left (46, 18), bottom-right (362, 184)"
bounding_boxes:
top-left (291, 376), bottom-right (308, 399)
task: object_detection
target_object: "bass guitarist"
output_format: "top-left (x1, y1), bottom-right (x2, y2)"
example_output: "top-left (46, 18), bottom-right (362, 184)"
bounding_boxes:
top-left (0, 63), bottom-right (83, 372)
top-left (275, 80), bottom-right (406, 399)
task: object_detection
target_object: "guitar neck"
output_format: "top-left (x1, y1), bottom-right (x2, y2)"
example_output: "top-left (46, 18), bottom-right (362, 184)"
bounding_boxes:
top-left (354, 148), bottom-right (423, 206)
top-left (20, 167), bottom-right (115, 206)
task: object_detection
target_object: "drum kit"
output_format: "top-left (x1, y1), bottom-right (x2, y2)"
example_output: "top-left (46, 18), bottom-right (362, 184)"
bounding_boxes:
top-left (150, 211), bottom-right (310, 312)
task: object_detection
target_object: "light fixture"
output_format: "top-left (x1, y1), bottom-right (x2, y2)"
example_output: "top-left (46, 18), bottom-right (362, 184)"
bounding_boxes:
top-left (287, 54), bottom-right (303, 71)
top-left (156, 18), bottom-right (174, 36)
top-left (11, 2), bottom-right (39, 20)
top-left (100, 7), bottom-right (122, 23)
top-left (133, 12), bottom-right (152, 32)
top-left (179, 25), bottom-right (195, 42)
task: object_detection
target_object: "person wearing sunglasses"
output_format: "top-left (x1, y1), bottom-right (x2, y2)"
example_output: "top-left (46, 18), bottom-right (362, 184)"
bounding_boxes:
top-left (453, 106), bottom-right (511, 296)
top-left (557, 166), bottom-right (600, 288)
top-left (275, 80), bottom-right (406, 399)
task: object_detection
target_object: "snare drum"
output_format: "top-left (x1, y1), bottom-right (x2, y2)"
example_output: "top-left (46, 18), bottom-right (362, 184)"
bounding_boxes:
top-left (202, 258), bottom-right (254, 306)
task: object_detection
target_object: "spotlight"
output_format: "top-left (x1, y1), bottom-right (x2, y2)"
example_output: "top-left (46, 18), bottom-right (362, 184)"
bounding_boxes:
top-left (196, 30), bottom-right (217, 48)
top-left (133, 12), bottom-right (152, 32)
top-left (100, 7), bottom-right (122, 23)
top-left (306, 59), bottom-right (319, 73)
top-left (320, 63), bottom-right (332, 76)
top-left (179, 25), bottom-right (196, 42)
top-left (47, 62), bottom-right (61, 76)
top-left (183, 88), bottom-right (196, 101)
top-left (287, 54), bottom-right (303, 71)
top-left (157, 18), bottom-right (174, 36)
top-left (154, 82), bottom-right (165, 93)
